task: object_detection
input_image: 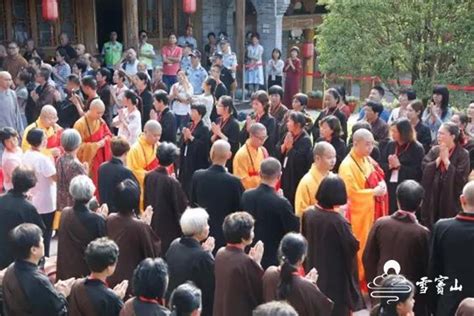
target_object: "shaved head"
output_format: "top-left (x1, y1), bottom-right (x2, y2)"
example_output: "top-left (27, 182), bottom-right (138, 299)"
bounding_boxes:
top-left (40, 105), bottom-right (57, 117)
top-left (0, 71), bottom-right (11, 79)
top-left (90, 99), bottom-right (105, 112)
top-left (144, 120), bottom-right (162, 134)
top-left (0, 71), bottom-right (12, 90)
top-left (313, 141), bottom-right (335, 158)
top-left (462, 181), bottom-right (474, 207)
top-left (210, 139), bottom-right (231, 163)
top-left (352, 128), bottom-right (374, 142)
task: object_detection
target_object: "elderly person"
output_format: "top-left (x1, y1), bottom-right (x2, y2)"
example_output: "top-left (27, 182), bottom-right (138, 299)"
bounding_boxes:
top-left (56, 129), bottom-right (88, 213)
top-left (56, 175), bottom-right (107, 280)
top-left (106, 179), bottom-right (160, 297)
top-left (165, 207), bottom-right (215, 316)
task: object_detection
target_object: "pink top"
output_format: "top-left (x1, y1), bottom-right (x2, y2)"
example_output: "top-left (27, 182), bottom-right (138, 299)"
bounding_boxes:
top-left (1, 148), bottom-right (23, 191)
top-left (162, 45), bottom-right (183, 76)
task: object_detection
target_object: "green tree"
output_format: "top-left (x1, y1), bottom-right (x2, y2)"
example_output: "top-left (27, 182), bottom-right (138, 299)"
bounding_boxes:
top-left (317, 0), bottom-right (474, 103)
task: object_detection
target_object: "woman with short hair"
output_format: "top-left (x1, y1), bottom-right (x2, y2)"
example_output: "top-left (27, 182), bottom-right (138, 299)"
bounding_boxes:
top-left (56, 129), bottom-right (88, 213)
top-left (56, 175), bottom-right (107, 280)
top-left (317, 115), bottom-right (347, 172)
top-left (380, 119), bottom-right (425, 214)
top-left (302, 175), bottom-right (365, 316)
top-left (106, 179), bottom-right (160, 297)
top-left (166, 207), bottom-right (215, 316)
top-left (169, 283), bottom-right (203, 316)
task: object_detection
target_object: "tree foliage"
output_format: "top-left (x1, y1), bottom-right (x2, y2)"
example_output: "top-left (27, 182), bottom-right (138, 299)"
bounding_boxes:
top-left (317, 0), bottom-right (474, 99)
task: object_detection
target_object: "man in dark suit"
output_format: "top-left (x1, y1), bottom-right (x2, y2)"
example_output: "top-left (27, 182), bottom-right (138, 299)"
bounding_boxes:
top-left (151, 89), bottom-right (177, 144)
top-left (241, 157), bottom-right (299, 269)
top-left (190, 139), bottom-right (244, 250)
top-left (98, 136), bottom-right (138, 213)
top-left (429, 181), bottom-right (474, 316)
top-left (0, 166), bottom-right (45, 269)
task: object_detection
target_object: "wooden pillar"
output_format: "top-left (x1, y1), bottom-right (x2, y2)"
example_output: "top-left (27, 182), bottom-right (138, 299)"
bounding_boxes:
top-left (81, 0), bottom-right (98, 53)
top-left (303, 28), bottom-right (315, 93)
top-left (123, 0), bottom-right (139, 49)
top-left (235, 0), bottom-right (245, 99)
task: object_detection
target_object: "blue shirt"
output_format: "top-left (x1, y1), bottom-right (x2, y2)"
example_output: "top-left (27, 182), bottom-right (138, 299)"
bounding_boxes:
top-left (187, 64), bottom-right (208, 95)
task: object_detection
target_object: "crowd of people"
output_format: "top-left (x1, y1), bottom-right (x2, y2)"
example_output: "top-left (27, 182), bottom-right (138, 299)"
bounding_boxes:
top-left (1, 27), bottom-right (474, 316)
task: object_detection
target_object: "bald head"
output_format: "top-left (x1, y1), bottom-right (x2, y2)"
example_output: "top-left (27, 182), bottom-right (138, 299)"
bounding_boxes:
top-left (249, 123), bottom-right (266, 136)
top-left (144, 120), bottom-right (162, 134)
top-left (260, 158), bottom-right (281, 182)
top-left (462, 181), bottom-right (474, 208)
top-left (40, 105), bottom-right (57, 117)
top-left (313, 141), bottom-right (335, 159)
top-left (0, 71), bottom-right (13, 90)
top-left (210, 140), bottom-right (231, 164)
top-left (90, 99), bottom-right (105, 112)
top-left (352, 128), bottom-right (374, 142)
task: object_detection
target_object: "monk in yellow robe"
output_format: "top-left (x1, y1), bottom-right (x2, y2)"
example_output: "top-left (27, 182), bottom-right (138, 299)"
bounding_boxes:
top-left (233, 123), bottom-right (268, 190)
top-left (74, 99), bottom-right (112, 192)
top-left (295, 141), bottom-right (336, 217)
top-left (22, 105), bottom-right (63, 158)
top-left (127, 120), bottom-right (162, 210)
top-left (338, 128), bottom-right (388, 291)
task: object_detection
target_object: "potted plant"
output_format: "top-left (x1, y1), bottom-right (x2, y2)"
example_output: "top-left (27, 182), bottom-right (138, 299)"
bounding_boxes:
top-left (307, 90), bottom-right (323, 110)
top-left (346, 96), bottom-right (359, 114)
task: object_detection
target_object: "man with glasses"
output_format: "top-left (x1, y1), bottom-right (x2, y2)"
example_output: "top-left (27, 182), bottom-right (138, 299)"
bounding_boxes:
top-left (138, 30), bottom-right (155, 76)
top-left (233, 122), bottom-right (268, 190)
top-left (21, 105), bottom-right (63, 158)
top-left (2, 41), bottom-right (28, 79)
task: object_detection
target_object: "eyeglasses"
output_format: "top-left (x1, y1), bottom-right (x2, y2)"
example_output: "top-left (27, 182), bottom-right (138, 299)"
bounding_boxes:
top-left (8, 46), bottom-right (17, 50)
top-left (254, 135), bottom-right (268, 142)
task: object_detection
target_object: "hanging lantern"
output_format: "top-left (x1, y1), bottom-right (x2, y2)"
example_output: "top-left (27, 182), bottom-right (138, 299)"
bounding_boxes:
top-left (42, 0), bottom-right (58, 21)
top-left (183, 0), bottom-right (196, 14)
top-left (302, 42), bottom-right (314, 58)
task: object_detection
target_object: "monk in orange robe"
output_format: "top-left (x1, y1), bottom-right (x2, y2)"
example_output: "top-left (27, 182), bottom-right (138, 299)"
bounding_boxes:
top-left (74, 99), bottom-right (112, 191)
top-left (22, 105), bottom-right (63, 158)
top-left (338, 128), bottom-right (388, 291)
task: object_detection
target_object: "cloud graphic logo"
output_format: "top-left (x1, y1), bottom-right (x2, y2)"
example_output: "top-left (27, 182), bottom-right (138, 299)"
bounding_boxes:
top-left (368, 260), bottom-right (412, 303)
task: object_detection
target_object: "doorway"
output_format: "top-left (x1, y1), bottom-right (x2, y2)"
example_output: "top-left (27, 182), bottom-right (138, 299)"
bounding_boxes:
top-left (95, 0), bottom-right (123, 52)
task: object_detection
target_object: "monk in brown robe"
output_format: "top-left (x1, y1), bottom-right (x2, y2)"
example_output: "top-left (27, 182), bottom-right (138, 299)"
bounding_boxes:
top-left (106, 179), bottom-right (160, 297)
top-left (363, 180), bottom-right (430, 316)
top-left (213, 212), bottom-right (264, 316)
top-left (74, 98), bottom-right (112, 192)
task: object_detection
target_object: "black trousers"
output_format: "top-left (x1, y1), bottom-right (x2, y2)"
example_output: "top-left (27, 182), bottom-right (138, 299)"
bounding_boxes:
top-left (40, 212), bottom-right (55, 257)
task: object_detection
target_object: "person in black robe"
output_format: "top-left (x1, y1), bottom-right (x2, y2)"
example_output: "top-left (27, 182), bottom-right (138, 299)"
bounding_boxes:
top-left (311, 88), bottom-right (348, 142)
top-left (2, 223), bottom-right (71, 315)
top-left (407, 100), bottom-right (432, 153)
top-left (268, 85), bottom-right (289, 125)
top-left (68, 237), bottom-right (127, 316)
top-left (178, 104), bottom-right (211, 196)
top-left (363, 180), bottom-right (430, 316)
top-left (145, 142), bottom-right (188, 254)
top-left (96, 68), bottom-right (114, 128)
top-left (57, 175), bottom-right (107, 280)
top-left (165, 208), bottom-right (215, 316)
top-left (211, 95), bottom-right (240, 172)
top-left (420, 122), bottom-right (470, 229)
top-left (190, 140), bottom-right (244, 249)
top-left (0, 166), bottom-right (45, 269)
top-left (262, 233), bottom-right (334, 316)
top-left (98, 136), bottom-right (138, 213)
top-left (302, 175), bottom-right (365, 316)
top-left (451, 112), bottom-right (474, 170)
top-left (276, 111), bottom-right (313, 207)
top-left (316, 115), bottom-right (347, 172)
top-left (136, 72), bottom-right (153, 128)
top-left (240, 90), bottom-right (278, 157)
top-left (429, 181), bottom-right (474, 316)
top-left (213, 212), bottom-right (264, 316)
top-left (151, 89), bottom-right (177, 144)
top-left (106, 179), bottom-right (161, 297)
top-left (120, 258), bottom-right (171, 316)
top-left (241, 157), bottom-right (299, 268)
top-left (380, 119), bottom-right (425, 214)
top-left (363, 101), bottom-right (389, 144)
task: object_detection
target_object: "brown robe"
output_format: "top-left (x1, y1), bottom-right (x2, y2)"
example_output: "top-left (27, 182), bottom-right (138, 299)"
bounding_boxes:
top-left (119, 297), bottom-right (170, 316)
top-left (302, 206), bottom-right (365, 316)
top-left (106, 213), bottom-right (161, 296)
top-left (420, 144), bottom-right (470, 229)
top-left (262, 266), bottom-right (334, 316)
top-left (56, 204), bottom-right (106, 280)
top-left (144, 167), bottom-right (188, 254)
top-left (363, 211), bottom-right (430, 316)
top-left (213, 246), bottom-right (264, 316)
top-left (69, 278), bottom-right (123, 316)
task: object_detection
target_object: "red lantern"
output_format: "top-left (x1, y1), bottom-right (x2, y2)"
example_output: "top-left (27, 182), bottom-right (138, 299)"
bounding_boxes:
top-left (302, 42), bottom-right (314, 58)
top-left (42, 0), bottom-right (58, 21)
top-left (183, 0), bottom-right (196, 14)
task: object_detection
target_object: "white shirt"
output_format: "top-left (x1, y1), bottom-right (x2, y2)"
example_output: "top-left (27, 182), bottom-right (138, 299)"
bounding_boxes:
top-left (114, 108), bottom-right (142, 145)
top-left (22, 150), bottom-right (57, 214)
top-left (2, 147), bottom-right (23, 191)
top-left (171, 83), bottom-right (194, 116)
top-left (266, 59), bottom-right (284, 80)
top-left (192, 94), bottom-right (214, 127)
